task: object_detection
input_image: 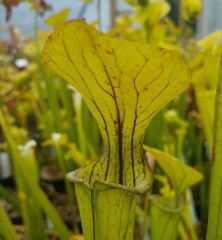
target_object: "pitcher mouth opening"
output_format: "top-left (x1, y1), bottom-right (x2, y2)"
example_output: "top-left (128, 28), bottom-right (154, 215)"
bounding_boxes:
top-left (67, 170), bottom-right (153, 195)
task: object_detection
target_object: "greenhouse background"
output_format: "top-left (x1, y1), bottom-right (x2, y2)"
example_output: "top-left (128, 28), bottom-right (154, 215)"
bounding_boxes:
top-left (1, 0), bottom-right (222, 38)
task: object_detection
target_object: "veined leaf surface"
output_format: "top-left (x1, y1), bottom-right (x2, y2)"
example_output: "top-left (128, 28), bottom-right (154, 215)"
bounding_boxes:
top-left (42, 19), bottom-right (191, 192)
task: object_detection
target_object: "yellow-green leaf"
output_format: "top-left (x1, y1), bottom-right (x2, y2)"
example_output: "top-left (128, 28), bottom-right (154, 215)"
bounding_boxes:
top-left (198, 31), bottom-right (222, 52)
top-left (182, 0), bottom-right (202, 22)
top-left (0, 203), bottom-right (19, 240)
top-left (135, 0), bottom-right (171, 25)
top-left (207, 53), bottom-right (222, 240)
top-left (146, 146), bottom-right (202, 240)
top-left (149, 193), bottom-right (184, 240)
top-left (190, 32), bottom-right (222, 151)
top-left (195, 90), bottom-right (215, 152)
top-left (45, 8), bottom-right (70, 28)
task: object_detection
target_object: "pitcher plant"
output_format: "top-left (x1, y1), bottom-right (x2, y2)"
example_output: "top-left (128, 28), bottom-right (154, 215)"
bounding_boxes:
top-left (42, 19), bottom-right (191, 240)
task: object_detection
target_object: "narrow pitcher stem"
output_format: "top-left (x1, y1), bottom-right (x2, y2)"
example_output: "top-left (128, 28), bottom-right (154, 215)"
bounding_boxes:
top-left (75, 181), bottom-right (137, 240)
